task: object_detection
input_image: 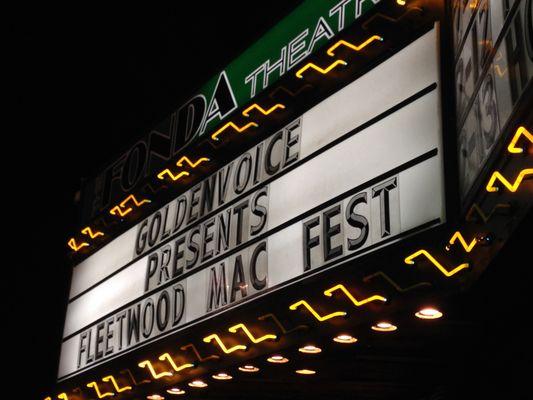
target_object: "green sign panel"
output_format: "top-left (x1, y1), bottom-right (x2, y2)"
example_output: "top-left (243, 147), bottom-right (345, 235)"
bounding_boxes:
top-left (82, 0), bottom-right (380, 220)
top-left (196, 0), bottom-right (380, 137)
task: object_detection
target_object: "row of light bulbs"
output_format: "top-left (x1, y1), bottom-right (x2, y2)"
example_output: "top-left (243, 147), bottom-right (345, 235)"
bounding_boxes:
top-left (146, 307), bottom-right (442, 398)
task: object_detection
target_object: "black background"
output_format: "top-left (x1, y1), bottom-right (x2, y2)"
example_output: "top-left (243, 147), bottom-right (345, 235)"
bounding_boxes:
top-left (7, 2), bottom-right (530, 399)
top-left (8, 3), bottom-right (301, 398)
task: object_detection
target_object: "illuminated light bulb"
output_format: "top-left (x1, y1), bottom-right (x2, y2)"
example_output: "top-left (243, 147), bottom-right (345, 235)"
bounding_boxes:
top-left (295, 369), bottom-right (316, 375)
top-left (289, 300), bottom-right (347, 321)
top-left (415, 307), bottom-right (443, 319)
top-left (397, 0), bottom-right (406, 5)
top-left (298, 345), bottom-right (322, 354)
top-left (188, 380), bottom-right (208, 388)
top-left (212, 372), bottom-right (233, 380)
top-left (333, 334), bottom-right (358, 344)
top-left (238, 365), bottom-right (259, 373)
top-left (147, 395), bottom-right (164, 400)
top-left (242, 103), bottom-right (285, 117)
top-left (228, 323), bottom-right (277, 343)
top-left (86, 382), bottom-right (114, 398)
top-left (267, 355), bottom-right (289, 363)
top-left (371, 322), bottom-right (398, 332)
top-left (166, 388), bottom-right (185, 395)
top-left (67, 238), bottom-right (89, 251)
top-left (211, 121), bottom-right (258, 141)
top-left (295, 59), bottom-right (347, 79)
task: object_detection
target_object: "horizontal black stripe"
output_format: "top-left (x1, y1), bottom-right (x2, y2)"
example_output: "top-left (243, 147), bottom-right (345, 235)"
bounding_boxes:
top-left (69, 82), bottom-right (438, 304)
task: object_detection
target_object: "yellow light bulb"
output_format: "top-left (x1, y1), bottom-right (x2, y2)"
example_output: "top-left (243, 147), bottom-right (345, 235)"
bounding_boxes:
top-left (415, 308), bottom-right (443, 319)
top-left (238, 365), bottom-right (259, 372)
top-left (267, 355), bottom-right (289, 363)
top-left (296, 369), bottom-right (316, 375)
top-left (371, 322), bottom-right (397, 332)
top-left (212, 372), bottom-right (233, 380)
top-left (298, 345), bottom-right (322, 354)
top-left (333, 334), bottom-right (358, 344)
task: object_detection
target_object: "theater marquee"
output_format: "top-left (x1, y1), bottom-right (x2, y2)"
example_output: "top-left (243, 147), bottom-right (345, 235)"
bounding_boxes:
top-left (59, 29), bottom-right (445, 380)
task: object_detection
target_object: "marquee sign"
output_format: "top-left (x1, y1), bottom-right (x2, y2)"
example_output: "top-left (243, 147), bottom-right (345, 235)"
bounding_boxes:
top-left (59, 28), bottom-right (445, 380)
top-left (80, 0), bottom-right (382, 222)
top-left (454, 0), bottom-right (532, 202)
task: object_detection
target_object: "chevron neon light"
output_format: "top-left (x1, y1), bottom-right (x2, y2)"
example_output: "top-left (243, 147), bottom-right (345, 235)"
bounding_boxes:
top-left (415, 307), bottom-right (443, 319)
top-left (299, 345), bottom-right (322, 354)
top-left (333, 334), bottom-right (357, 343)
top-left (296, 369), bottom-right (316, 375)
top-left (167, 388), bottom-right (186, 395)
top-left (295, 60), bottom-right (347, 79)
top-left (110, 194), bottom-right (151, 216)
top-left (138, 360), bottom-right (173, 379)
top-left (446, 231), bottom-right (477, 252)
top-left (57, 395), bottom-right (69, 400)
top-left (257, 313), bottom-right (308, 333)
top-left (67, 238), bottom-right (89, 251)
top-left (211, 121), bottom-right (258, 141)
top-left (203, 334), bottom-right (247, 353)
top-left (465, 202), bottom-right (511, 223)
top-left (176, 156), bottom-right (210, 168)
top-left (188, 380), bottom-right (208, 388)
top-left (212, 372), bottom-right (233, 380)
top-left (326, 35), bottom-right (383, 56)
top-left (157, 169), bottom-right (190, 181)
top-left (239, 365), bottom-right (260, 372)
top-left (242, 103), bottom-right (285, 117)
top-left (228, 323), bottom-right (277, 343)
top-left (486, 169), bottom-right (533, 192)
top-left (86, 382), bottom-right (113, 398)
top-left (323, 284), bottom-right (387, 305)
top-left (371, 322), bottom-right (397, 332)
top-left (507, 126), bottom-right (532, 153)
top-left (363, 271), bottom-right (431, 292)
top-left (158, 353), bottom-right (194, 372)
top-left (180, 343), bottom-right (219, 361)
top-left (267, 355), bottom-right (289, 363)
top-left (102, 375), bottom-right (131, 392)
top-left (404, 250), bottom-right (469, 277)
top-left (289, 300), bottom-right (346, 321)
top-left (81, 226), bottom-right (104, 238)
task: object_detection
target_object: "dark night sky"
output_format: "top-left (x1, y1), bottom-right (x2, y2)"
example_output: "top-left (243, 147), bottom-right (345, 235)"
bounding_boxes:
top-left (7, 3), bottom-right (531, 399)
top-left (8, 3), bottom-right (301, 397)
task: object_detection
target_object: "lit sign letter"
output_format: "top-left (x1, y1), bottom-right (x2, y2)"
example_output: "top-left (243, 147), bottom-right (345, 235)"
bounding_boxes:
top-left (372, 177), bottom-right (397, 238)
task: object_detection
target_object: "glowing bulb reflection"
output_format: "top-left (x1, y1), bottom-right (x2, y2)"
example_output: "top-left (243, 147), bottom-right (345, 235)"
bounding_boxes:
top-left (188, 380), bottom-right (208, 388)
top-left (238, 365), bottom-right (260, 372)
top-left (212, 372), bottom-right (233, 380)
top-left (299, 345), bottom-right (322, 354)
top-left (166, 388), bottom-right (185, 395)
top-left (371, 322), bottom-right (397, 332)
top-left (415, 308), bottom-right (443, 319)
top-left (267, 355), bottom-right (289, 363)
top-left (333, 334), bottom-right (358, 344)
top-left (295, 369), bottom-right (316, 375)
